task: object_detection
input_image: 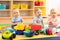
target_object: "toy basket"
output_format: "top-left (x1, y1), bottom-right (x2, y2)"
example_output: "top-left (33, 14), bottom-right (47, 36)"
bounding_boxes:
top-left (0, 4), bottom-right (6, 10)
top-left (21, 3), bottom-right (28, 10)
top-left (12, 4), bottom-right (20, 9)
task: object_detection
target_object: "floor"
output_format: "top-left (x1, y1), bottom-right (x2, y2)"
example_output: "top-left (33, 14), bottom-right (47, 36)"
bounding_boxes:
top-left (0, 33), bottom-right (58, 40)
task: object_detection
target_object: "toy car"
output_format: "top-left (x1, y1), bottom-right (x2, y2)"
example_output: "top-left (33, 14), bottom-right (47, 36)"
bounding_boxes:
top-left (29, 24), bottom-right (42, 31)
top-left (2, 28), bottom-right (16, 40)
top-left (29, 24), bottom-right (42, 35)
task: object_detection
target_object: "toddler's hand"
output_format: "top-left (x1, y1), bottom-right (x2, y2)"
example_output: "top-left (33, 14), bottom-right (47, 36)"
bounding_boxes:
top-left (49, 21), bottom-right (53, 25)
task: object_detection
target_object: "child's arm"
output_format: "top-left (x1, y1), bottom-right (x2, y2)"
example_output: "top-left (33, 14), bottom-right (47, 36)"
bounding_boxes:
top-left (53, 19), bottom-right (58, 27)
top-left (48, 17), bottom-right (53, 25)
top-left (11, 17), bottom-right (17, 25)
top-left (17, 17), bottom-right (23, 24)
top-left (41, 20), bottom-right (44, 28)
top-left (32, 17), bottom-right (40, 25)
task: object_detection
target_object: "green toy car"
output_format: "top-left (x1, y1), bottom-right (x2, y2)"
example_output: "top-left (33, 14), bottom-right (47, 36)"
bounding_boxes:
top-left (2, 28), bottom-right (16, 40)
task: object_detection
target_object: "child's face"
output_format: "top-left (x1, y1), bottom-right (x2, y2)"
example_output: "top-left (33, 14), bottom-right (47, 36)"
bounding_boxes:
top-left (14, 12), bottom-right (18, 17)
top-left (51, 12), bottom-right (56, 18)
top-left (36, 11), bottom-right (41, 16)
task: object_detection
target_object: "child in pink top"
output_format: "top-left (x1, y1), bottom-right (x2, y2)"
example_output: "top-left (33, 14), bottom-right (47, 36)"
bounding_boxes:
top-left (48, 9), bottom-right (58, 34)
top-left (48, 9), bottom-right (58, 27)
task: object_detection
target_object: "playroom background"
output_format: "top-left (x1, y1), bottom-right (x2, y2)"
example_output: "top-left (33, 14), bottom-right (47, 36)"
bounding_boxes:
top-left (0, 0), bottom-right (60, 40)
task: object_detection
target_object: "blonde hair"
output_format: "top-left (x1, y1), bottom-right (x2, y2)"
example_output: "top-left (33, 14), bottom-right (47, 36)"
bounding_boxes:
top-left (35, 8), bottom-right (42, 14)
top-left (50, 9), bottom-right (56, 14)
top-left (13, 8), bottom-right (20, 16)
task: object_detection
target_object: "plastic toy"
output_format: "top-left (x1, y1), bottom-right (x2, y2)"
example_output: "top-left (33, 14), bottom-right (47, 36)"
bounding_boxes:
top-left (43, 28), bottom-right (52, 35)
top-left (35, 1), bottom-right (43, 6)
top-left (35, 30), bottom-right (41, 35)
top-left (14, 23), bottom-right (25, 35)
top-left (2, 28), bottom-right (16, 40)
top-left (0, 4), bottom-right (6, 10)
top-left (12, 4), bottom-right (20, 9)
top-left (43, 29), bottom-right (47, 35)
top-left (29, 24), bottom-right (42, 35)
top-left (0, 26), bottom-right (6, 33)
top-left (14, 23), bottom-right (25, 30)
top-left (15, 30), bottom-right (24, 35)
top-left (24, 25), bottom-right (35, 37)
top-left (21, 3), bottom-right (28, 10)
top-left (24, 31), bottom-right (34, 37)
top-left (29, 24), bottom-right (42, 31)
top-left (46, 28), bottom-right (52, 35)
top-left (25, 25), bottom-right (31, 32)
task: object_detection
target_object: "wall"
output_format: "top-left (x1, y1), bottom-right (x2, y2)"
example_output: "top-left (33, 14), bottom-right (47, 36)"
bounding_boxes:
top-left (46, 0), bottom-right (60, 14)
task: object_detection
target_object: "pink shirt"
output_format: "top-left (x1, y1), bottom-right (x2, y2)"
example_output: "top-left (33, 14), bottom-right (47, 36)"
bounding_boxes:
top-left (48, 17), bottom-right (58, 27)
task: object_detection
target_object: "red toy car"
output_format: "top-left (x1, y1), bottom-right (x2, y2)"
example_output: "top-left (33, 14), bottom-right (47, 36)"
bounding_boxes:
top-left (29, 24), bottom-right (42, 31)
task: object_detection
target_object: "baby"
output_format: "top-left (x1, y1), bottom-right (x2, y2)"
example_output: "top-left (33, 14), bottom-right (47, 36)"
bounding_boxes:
top-left (32, 8), bottom-right (44, 27)
top-left (48, 9), bottom-right (58, 34)
top-left (11, 9), bottom-right (23, 29)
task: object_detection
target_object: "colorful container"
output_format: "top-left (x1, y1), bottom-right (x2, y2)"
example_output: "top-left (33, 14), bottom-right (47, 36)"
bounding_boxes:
top-left (29, 24), bottom-right (42, 31)
top-left (14, 23), bottom-right (25, 30)
top-left (24, 31), bottom-right (34, 37)
top-left (0, 4), bottom-right (6, 10)
top-left (12, 4), bottom-right (20, 9)
top-left (21, 3), bottom-right (28, 10)
top-left (15, 30), bottom-right (24, 35)
top-left (35, 1), bottom-right (44, 6)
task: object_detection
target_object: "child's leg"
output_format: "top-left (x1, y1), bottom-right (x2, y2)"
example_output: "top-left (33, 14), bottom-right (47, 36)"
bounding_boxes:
top-left (52, 28), bottom-right (57, 34)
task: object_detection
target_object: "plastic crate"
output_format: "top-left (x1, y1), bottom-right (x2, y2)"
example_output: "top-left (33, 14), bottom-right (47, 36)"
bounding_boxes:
top-left (12, 4), bottom-right (20, 9)
top-left (21, 3), bottom-right (28, 10)
top-left (35, 1), bottom-right (44, 6)
top-left (0, 4), bottom-right (6, 10)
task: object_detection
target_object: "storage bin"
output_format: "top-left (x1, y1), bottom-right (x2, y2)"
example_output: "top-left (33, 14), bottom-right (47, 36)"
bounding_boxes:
top-left (21, 3), bottom-right (28, 10)
top-left (0, 4), bottom-right (6, 10)
top-left (35, 1), bottom-right (44, 6)
top-left (12, 4), bottom-right (20, 9)
top-left (24, 31), bottom-right (34, 37)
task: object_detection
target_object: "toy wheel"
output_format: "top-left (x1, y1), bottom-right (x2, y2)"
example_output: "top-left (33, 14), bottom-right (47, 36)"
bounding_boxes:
top-left (35, 30), bottom-right (40, 35)
top-left (10, 36), bottom-right (13, 40)
top-left (2, 36), bottom-right (5, 39)
top-left (12, 34), bottom-right (16, 38)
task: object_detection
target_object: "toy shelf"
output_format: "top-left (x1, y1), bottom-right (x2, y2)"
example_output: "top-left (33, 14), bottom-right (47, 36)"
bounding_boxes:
top-left (13, 0), bottom-right (34, 19)
top-left (0, 9), bottom-right (11, 11)
top-left (13, 0), bottom-right (33, 1)
top-left (34, 6), bottom-right (46, 8)
top-left (34, 0), bottom-right (46, 17)
top-left (0, 1), bottom-right (11, 18)
top-left (0, 0), bottom-right (46, 23)
top-left (0, 0), bottom-right (11, 1)
top-left (20, 9), bottom-right (34, 11)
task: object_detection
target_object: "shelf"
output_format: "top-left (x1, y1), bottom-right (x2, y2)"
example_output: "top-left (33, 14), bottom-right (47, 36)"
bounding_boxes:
top-left (20, 9), bottom-right (34, 11)
top-left (22, 16), bottom-right (33, 19)
top-left (0, 9), bottom-right (11, 12)
top-left (13, 0), bottom-right (33, 1)
top-left (34, 6), bottom-right (46, 8)
top-left (0, 0), bottom-right (11, 1)
top-left (0, 17), bottom-right (11, 20)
